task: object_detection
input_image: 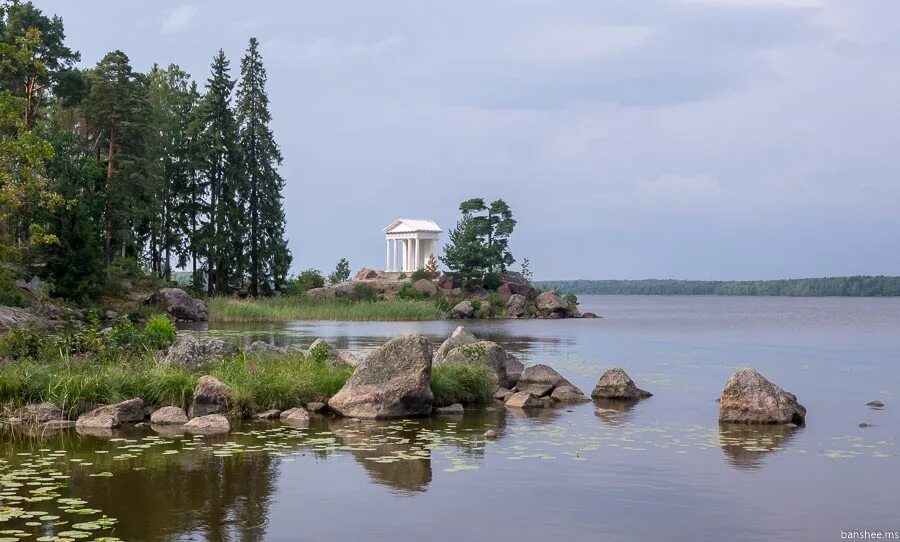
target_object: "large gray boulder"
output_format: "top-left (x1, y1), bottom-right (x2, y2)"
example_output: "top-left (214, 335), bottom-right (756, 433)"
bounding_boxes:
top-left (246, 340), bottom-right (288, 355)
top-left (449, 300), bottom-right (475, 319)
top-left (188, 375), bottom-right (231, 418)
top-left (412, 279), bottom-right (438, 297)
top-left (551, 384), bottom-right (590, 403)
top-left (515, 364), bottom-right (570, 397)
top-left (328, 335), bottom-right (433, 419)
top-left (183, 414), bottom-right (230, 434)
top-left (75, 398), bottom-right (144, 430)
top-left (718, 369), bottom-right (806, 425)
top-left (14, 403), bottom-right (63, 423)
top-left (506, 294), bottom-right (527, 318)
top-left (163, 335), bottom-right (238, 367)
top-left (280, 407), bottom-right (311, 426)
top-left (354, 268), bottom-right (385, 281)
top-left (150, 288), bottom-right (208, 321)
top-left (433, 325), bottom-right (478, 363)
top-left (504, 353), bottom-right (524, 388)
top-left (0, 306), bottom-right (37, 330)
top-left (505, 391), bottom-right (543, 409)
top-left (535, 291), bottom-right (568, 315)
top-left (439, 341), bottom-right (509, 388)
top-left (591, 368), bottom-right (652, 400)
top-left (150, 406), bottom-right (189, 425)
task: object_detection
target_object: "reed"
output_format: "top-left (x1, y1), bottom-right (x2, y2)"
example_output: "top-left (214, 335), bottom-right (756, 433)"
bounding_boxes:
top-left (207, 297), bottom-right (445, 322)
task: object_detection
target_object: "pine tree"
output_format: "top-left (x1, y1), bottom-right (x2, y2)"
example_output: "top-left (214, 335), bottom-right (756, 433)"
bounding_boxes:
top-left (237, 37), bottom-right (290, 295)
top-left (425, 253), bottom-right (439, 278)
top-left (195, 49), bottom-right (243, 295)
top-left (329, 257), bottom-right (350, 284)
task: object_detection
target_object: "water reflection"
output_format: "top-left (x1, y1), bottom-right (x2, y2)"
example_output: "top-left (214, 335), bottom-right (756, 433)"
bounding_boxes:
top-left (592, 398), bottom-right (639, 427)
top-left (718, 423), bottom-right (801, 471)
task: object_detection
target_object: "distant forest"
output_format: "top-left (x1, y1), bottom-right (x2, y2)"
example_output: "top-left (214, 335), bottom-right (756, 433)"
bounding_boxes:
top-left (535, 276), bottom-right (900, 297)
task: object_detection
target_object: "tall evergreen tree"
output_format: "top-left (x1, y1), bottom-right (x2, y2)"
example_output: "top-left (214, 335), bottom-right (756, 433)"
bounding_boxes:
top-left (195, 49), bottom-right (243, 295)
top-left (237, 37), bottom-right (290, 295)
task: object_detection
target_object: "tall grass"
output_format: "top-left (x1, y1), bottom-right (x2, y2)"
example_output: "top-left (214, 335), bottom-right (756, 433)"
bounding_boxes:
top-left (207, 297), bottom-right (445, 322)
top-left (431, 363), bottom-right (496, 407)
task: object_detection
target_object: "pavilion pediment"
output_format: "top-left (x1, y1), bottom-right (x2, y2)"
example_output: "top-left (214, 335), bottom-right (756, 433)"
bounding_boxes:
top-left (383, 218), bottom-right (442, 234)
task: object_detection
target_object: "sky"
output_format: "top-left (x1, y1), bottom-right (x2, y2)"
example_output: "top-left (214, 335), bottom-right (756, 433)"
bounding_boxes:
top-left (37, 0), bottom-right (900, 280)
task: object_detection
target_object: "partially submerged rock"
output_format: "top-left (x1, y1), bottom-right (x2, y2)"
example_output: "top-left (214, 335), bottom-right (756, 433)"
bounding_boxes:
top-left (433, 326), bottom-right (478, 363)
top-left (306, 402), bottom-right (327, 413)
top-left (183, 414), bottom-right (230, 434)
top-left (505, 391), bottom-right (543, 409)
top-left (535, 291), bottom-right (568, 315)
top-left (188, 376), bottom-right (231, 418)
top-left (149, 288), bottom-right (208, 322)
top-left (718, 369), bottom-right (806, 425)
top-left (280, 407), bottom-right (311, 426)
top-left (257, 409), bottom-right (282, 420)
top-left (515, 364), bottom-right (570, 397)
top-left (551, 384), bottom-right (590, 403)
top-left (866, 400), bottom-right (885, 409)
top-left (163, 336), bottom-right (238, 367)
top-left (75, 398), bottom-right (144, 430)
top-left (327, 335), bottom-right (433, 419)
top-left (14, 403), bottom-right (63, 423)
top-left (439, 340), bottom-right (509, 388)
top-left (591, 368), bottom-right (652, 400)
top-left (504, 353), bottom-right (524, 388)
top-left (435, 403), bottom-right (464, 415)
top-left (484, 429), bottom-right (499, 440)
top-left (150, 406), bottom-right (189, 425)
top-left (449, 300), bottom-right (475, 319)
top-left (493, 388), bottom-right (514, 402)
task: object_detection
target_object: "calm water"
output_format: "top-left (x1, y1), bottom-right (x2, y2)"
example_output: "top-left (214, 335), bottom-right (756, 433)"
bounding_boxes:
top-left (3, 296), bottom-right (899, 541)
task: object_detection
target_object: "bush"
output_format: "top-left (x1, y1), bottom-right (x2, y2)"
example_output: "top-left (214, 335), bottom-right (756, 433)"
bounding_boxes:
top-left (564, 294), bottom-right (579, 307)
top-left (349, 282), bottom-right (379, 302)
top-left (482, 272), bottom-right (502, 291)
top-left (143, 314), bottom-right (177, 350)
top-left (397, 281), bottom-right (424, 301)
top-left (0, 268), bottom-right (25, 307)
top-left (410, 268), bottom-right (431, 281)
top-left (431, 362), bottom-right (495, 407)
top-left (107, 316), bottom-right (139, 350)
top-left (0, 326), bottom-right (44, 360)
top-left (281, 269), bottom-right (325, 296)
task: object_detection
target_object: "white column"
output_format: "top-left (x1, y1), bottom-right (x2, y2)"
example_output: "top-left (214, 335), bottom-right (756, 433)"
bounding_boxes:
top-left (393, 240), bottom-right (398, 272)
top-left (386, 238), bottom-right (391, 272)
top-left (415, 238), bottom-right (420, 270)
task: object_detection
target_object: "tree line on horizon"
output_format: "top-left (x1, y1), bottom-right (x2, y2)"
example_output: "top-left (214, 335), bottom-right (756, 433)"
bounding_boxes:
top-left (0, 1), bottom-right (290, 302)
top-left (535, 276), bottom-right (900, 297)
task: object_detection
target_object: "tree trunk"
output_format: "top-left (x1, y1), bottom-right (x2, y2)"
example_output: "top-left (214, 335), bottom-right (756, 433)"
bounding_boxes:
top-left (103, 125), bottom-right (116, 267)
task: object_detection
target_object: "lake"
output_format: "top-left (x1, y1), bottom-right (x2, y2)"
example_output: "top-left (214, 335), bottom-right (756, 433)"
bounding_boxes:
top-left (2, 295), bottom-right (899, 541)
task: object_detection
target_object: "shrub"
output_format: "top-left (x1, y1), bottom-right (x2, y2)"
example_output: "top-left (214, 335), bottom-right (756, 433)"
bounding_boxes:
top-left (0, 268), bottom-right (25, 307)
top-left (397, 281), bottom-right (424, 301)
top-left (107, 316), bottom-right (139, 350)
top-left (431, 362), bottom-right (495, 407)
top-left (349, 282), bottom-right (379, 302)
top-left (470, 299), bottom-right (482, 312)
top-left (564, 294), bottom-right (579, 308)
top-left (143, 314), bottom-right (177, 350)
top-left (0, 326), bottom-right (44, 360)
top-left (281, 269), bottom-right (325, 296)
top-left (482, 272), bottom-right (502, 291)
top-left (410, 268), bottom-right (431, 281)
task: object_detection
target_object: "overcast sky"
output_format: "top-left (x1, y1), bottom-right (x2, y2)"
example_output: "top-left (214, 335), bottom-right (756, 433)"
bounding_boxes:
top-left (39, 0), bottom-right (900, 280)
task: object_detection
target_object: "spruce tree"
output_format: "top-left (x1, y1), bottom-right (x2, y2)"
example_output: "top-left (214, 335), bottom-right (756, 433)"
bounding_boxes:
top-left (237, 37), bottom-right (290, 295)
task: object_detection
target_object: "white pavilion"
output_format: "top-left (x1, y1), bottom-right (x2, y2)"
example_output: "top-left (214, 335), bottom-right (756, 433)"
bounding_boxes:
top-left (383, 219), bottom-right (442, 272)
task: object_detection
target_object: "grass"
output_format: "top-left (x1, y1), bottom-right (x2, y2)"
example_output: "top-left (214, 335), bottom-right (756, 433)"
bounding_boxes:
top-left (207, 296), bottom-right (445, 322)
top-left (431, 362), bottom-right (496, 407)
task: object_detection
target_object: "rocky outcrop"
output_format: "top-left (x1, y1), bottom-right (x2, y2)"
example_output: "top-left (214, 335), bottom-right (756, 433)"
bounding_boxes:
top-left (718, 369), bottom-right (806, 425)
top-left (535, 291), bottom-right (569, 315)
top-left (306, 402), bottom-right (327, 413)
top-left (501, 271), bottom-right (534, 297)
top-left (150, 406), bottom-right (189, 425)
top-left (0, 306), bottom-right (38, 330)
top-left (246, 341), bottom-right (288, 355)
top-left (163, 335), bottom-right (238, 367)
top-left (551, 384), bottom-right (590, 403)
top-left (75, 398), bottom-right (144, 430)
top-left (188, 375), bottom-right (231, 418)
top-left (412, 279), bottom-right (438, 297)
top-left (505, 391), bottom-right (543, 409)
top-left (280, 407), bottom-right (311, 426)
top-left (149, 288), bottom-right (208, 322)
top-left (504, 353), bottom-right (524, 388)
top-left (183, 414), bottom-right (230, 434)
top-left (514, 364), bottom-right (570, 397)
top-left (506, 294), bottom-right (527, 318)
top-left (327, 335), bottom-right (433, 419)
top-left (439, 341), bottom-right (509, 388)
top-left (433, 326), bottom-right (478, 364)
top-left (338, 351), bottom-right (362, 367)
top-left (13, 403), bottom-right (63, 423)
top-left (449, 300), bottom-right (475, 319)
top-left (257, 409), bottom-right (282, 420)
top-left (493, 388), bottom-right (514, 402)
top-left (591, 368), bottom-right (652, 400)
top-left (15, 276), bottom-right (47, 296)
top-left (354, 268), bottom-right (385, 281)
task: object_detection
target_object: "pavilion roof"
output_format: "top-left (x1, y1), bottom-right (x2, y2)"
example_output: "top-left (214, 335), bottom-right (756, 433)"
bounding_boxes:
top-left (383, 218), bottom-right (442, 234)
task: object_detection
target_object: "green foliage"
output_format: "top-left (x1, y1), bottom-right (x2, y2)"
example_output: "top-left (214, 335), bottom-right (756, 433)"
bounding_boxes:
top-left (564, 294), bottom-right (578, 307)
top-left (485, 293), bottom-right (504, 317)
top-left (143, 314), bottom-right (177, 350)
top-left (410, 268), bottom-right (431, 281)
top-left (431, 362), bottom-right (495, 407)
top-left (281, 269), bottom-right (325, 296)
top-left (206, 296), bottom-right (444, 322)
top-left (520, 258), bottom-right (533, 282)
top-left (328, 257), bottom-right (351, 284)
top-left (0, 325), bottom-right (44, 360)
top-left (397, 280), bottom-right (424, 301)
top-left (0, 267), bottom-right (25, 307)
top-left (470, 299), bottom-right (482, 312)
top-left (482, 272), bottom-right (502, 291)
top-left (349, 282), bottom-right (379, 302)
top-left (536, 276), bottom-right (900, 297)
top-left (441, 197), bottom-right (517, 288)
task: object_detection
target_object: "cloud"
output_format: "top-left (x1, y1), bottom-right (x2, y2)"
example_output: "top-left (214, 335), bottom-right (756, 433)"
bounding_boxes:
top-left (263, 35), bottom-right (402, 66)
top-left (160, 5), bottom-right (199, 34)
top-left (510, 24), bottom-right (656, 64)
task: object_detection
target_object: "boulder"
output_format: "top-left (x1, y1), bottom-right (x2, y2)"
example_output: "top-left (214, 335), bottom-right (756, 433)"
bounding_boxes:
top-left (412, 279), bottom-right (438, 297)
top-left (581, 312), bottom-right (598, 318)
top-left (305, 402), bottom-right (327, 413)
top-left (354, 268), bottom-right (385, 281)
top-left (551, 384), bottom-right (590, 403)
top-left (501, 271), bottom-right (533, 297)
top-left (163, 336), bottom-right (238, 367)
top-left (535, 291), bottom-right (569, 314)
top-left (866, 400), bottom-right (885, 408)
top-left (437, 275), bottom-right (458, 291)
top-left (75, 398), bottom-right (144, 430)
top-left (305, 287), bottom-right (334, 300)
top-left (540, 396), bottom-right (555, 408)
top-left (188, 375), bottom-right (231, 418)
top-left (496, 283), bottom-right (513, 303)
top-left (15, 276), bottom-right (47, 296)
top-left (484, 429), bottom-right (499, 440)
top-left (718, 369), bottom-right (806, 425)
top-left (104, 310), bottom-right (118, 320)
top-left (0, 306), bottom-right (37, 330)
top-left (439, 341), bottom-right (509, 388)
top-left (280, 407), bottom-right (311, 426)
top-left (435, 403), bottom-right (464, 415)
top-left (449, 300), bottom-right (475, 319)
top-left (504, 353), bottom-right (524, 388)
top-left (492, 388), bottom-right (514, 402)
top-left (433, 325), bottom-right (478, 364)
top-left (150, 406), bottom-right (189, 425)
top-left (591, 368), bottom-right (652, 400)
top-left (14, 403), bottom-right (63, 423)
top-left (505, 391), bottom-right (543, 409)
top-left (338, 351), bottom-right (362, 367)
top-left (257, 409), bottom-right (282, 420)
top-left (327, 335), bottom-right (433, 419)
top-left (150, 288), bottom-right (208, 322)
top-left (506, 294), bottom-right (527, 318)
top-left (515, 364), bottom-right (569, 397)
top-left (246, 341), bottom-right (288, 355)
top-left (308, 338), bottom-right (339, 362)
top-left (183, 414), bottom-right (230, 434)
